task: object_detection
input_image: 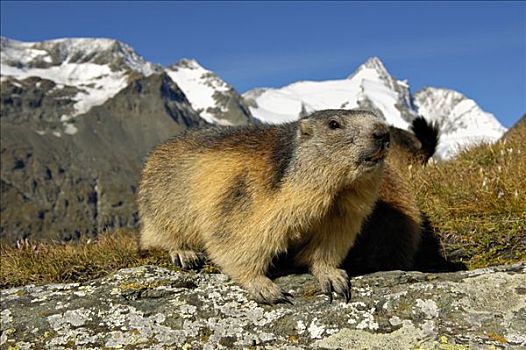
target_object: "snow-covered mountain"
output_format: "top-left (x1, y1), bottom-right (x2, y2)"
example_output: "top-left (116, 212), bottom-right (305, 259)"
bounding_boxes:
top-left (243, 57), bottom-right (506, 160)
top-left (244, 57), bottom-right (417, 129)
top-left (0, 37), bottom-right (253, 126)
top-left (166, 59), bottom-right (253, 125)
top-left (1, 37), bottom-right (160, 120)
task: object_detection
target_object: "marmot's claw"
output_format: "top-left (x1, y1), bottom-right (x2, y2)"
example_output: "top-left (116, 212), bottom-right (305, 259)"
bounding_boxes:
top-left (317, 268), bottom-right (352, 303)
top-left (321, 280), bottom-right (334, 303)
top-left (250, 280), bottom-right (294, 305)
top-left (332, 274), bottom-right (352, 303)
top-left (276, 295), bottom-right (294, 305)
top-left (170, 250), bottom-right (205, 270)
top-left (282, 291), bottom-right (294, 298)
top-left (327, 292), bottom-right (333, 304)
top-left (343, 281), bottom-right (351, 303)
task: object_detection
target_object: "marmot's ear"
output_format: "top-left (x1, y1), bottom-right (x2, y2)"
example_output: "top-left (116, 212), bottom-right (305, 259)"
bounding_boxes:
top-left (298, 119), bottom-right (314, 139)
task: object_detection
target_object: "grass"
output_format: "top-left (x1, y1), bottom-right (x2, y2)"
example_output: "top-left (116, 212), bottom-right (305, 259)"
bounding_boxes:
top-left (0, 230), bottom-right (162, 288)
top-left (1, 118), bottom-right (525, 287)
top-left (0, 229), bottom-right (220, 289)
top-left (410, 118), bottom-right (526, 268)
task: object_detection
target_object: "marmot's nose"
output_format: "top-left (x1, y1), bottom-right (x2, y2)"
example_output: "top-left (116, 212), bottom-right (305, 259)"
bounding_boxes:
top-left (373, 128), bottom-right (390, 149)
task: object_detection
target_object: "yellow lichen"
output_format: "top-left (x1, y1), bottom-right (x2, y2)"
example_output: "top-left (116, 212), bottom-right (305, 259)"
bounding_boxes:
top-left (487, 332), bottom-right (508, 344)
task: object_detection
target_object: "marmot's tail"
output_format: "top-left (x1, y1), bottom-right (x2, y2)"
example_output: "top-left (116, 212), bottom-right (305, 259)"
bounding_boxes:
top-left (410, 116), bottom-right (440, 162)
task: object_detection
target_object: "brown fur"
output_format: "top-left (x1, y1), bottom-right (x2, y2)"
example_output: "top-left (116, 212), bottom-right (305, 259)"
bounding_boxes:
top-left (138, 109), bottom-right (390, 304)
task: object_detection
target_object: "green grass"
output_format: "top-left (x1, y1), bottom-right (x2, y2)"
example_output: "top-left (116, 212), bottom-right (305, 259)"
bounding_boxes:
top-left (1, 120), bottom-right (525, 287)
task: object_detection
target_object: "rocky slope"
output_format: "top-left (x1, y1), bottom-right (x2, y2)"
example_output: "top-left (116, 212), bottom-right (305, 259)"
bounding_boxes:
top-left (1, 73), bottom-right (204, 242)
top-left (244, 57), bottom-right (506, 160)
top-left (1, 263), bottom-right (525, 349)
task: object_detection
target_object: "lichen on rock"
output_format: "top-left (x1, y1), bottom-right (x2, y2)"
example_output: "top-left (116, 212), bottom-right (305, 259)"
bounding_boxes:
top-left (1, 263), bottom-right (525, 349)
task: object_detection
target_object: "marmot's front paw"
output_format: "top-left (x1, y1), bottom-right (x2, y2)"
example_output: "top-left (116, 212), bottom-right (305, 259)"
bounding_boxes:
top-left (316, 268), bottom-right (351, 303)
top-left (247, 277), bottom-right (293, 305)
top-left (169, 250), bottom-right (205, 269)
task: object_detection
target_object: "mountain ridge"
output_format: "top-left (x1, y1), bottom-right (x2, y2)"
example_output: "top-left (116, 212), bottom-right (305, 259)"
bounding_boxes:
top-left (2, 36), bottom-right (507, 159)
top-left (1, 36), bottom-right (255, 126)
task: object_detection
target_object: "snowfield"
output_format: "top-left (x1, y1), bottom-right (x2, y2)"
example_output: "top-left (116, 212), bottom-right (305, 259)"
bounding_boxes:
top-left (415, 87), bottom-right (507, 159)
top-left (243, 58), bottom-right (413, 129)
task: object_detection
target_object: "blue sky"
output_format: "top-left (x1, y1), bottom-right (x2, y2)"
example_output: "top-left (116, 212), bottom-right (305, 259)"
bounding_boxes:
top-left (1, 1), bottom-right (525, 127)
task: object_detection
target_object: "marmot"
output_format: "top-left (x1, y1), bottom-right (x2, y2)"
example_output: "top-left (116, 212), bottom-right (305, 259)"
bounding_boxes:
top-left (138, 109), bottom-right (390, 304)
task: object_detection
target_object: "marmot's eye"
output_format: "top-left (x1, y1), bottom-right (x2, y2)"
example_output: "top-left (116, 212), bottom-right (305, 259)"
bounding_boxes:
top-left (328, 120), bottom-right (341, 129)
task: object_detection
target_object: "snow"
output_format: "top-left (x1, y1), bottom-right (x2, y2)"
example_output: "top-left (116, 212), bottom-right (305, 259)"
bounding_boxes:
top-left (0, 38), bottom-right (52, 66)
top-left (397, 80), bottom-right (409, 88)
top-left (2, 63), bottom-right (129, 117)
top-left (244, 61), bottom-right (411, 129)
top-left (1, 37), bottom-right (157, 76)
top-left (63, 123), bottom-right (78, 135)
top-left (166, 59), bottom-right (232, 125)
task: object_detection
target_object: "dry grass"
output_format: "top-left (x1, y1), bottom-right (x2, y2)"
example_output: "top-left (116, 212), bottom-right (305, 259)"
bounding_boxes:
top-left (1, 119), bottom-right (525, 287)
top-left (0, 231), bottom-right (159, 288)
top-left (410, 120), bottom-right (526, 268)
top-left (0, 230), bottom-right (219, 289)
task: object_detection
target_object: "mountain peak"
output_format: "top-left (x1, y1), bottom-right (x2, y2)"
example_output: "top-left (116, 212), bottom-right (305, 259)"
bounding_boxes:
top-left (170, 58), bottom-right (203, 71)
top-left (363, 56), bottom-right (387, 71)
top-left (166, 58), bottom-right (254, 126)
top-left (348, 56), bottom-right (390, 80)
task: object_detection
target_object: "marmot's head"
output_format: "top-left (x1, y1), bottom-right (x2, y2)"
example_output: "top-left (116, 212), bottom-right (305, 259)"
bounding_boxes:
top-left (297, 109), bottom-right (390, 182)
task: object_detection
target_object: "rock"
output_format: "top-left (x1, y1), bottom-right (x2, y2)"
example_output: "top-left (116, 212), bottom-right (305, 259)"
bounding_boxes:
top-left (1, 263), bottom-right (525, 349)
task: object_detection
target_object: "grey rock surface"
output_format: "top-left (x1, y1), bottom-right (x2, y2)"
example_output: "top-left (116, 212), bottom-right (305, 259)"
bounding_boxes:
top-left (1, 263), bottom-right (525, 349)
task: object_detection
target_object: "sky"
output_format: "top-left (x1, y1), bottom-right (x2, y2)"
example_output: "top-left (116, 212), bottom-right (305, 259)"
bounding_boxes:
top-left (1, 1), bottom-right (525, 127)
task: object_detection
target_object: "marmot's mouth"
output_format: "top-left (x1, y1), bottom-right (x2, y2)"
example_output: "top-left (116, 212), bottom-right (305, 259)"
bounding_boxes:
top-left (363, 148), bottom-right (387, 164)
